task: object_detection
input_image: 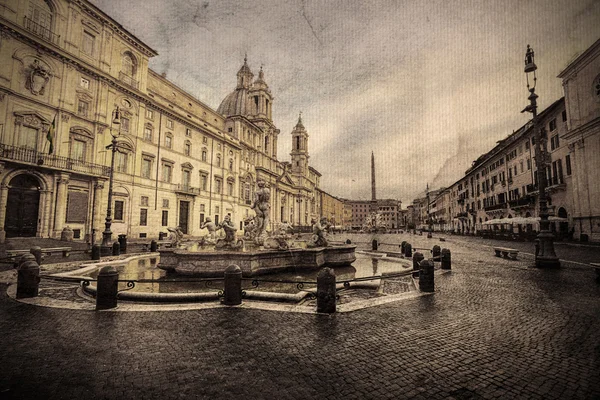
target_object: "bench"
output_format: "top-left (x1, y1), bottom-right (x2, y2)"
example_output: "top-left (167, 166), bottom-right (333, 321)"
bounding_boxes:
top-left (493, 247), bottom-right (519, 260)
top-left (590, 263), bottom-right (600, 282)
top-left (7, 247), bottom-right (72, 259)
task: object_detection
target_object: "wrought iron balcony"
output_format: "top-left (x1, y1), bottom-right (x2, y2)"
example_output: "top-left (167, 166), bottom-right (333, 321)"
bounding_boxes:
top-left (24, 17), bottom-right (60, 45)
top-left (0, 143), bottom-right (110, 177)
top-left (484, 202), bottom-right (507, 212)
top-left (509, 197), bottom-right (534, 208)
top-left (175, 184), bottom-right (199, 195)
top-left (119, 72), bottom-right (139, 90)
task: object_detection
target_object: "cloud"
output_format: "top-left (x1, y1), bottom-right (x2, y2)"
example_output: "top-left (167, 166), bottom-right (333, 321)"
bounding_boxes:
top-left (92, 0), bottom-right (600, 204)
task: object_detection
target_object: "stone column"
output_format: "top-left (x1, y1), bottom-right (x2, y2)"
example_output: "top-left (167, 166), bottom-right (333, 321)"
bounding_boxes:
top-left (0, 183), bottom-right (9, 243)
top-left (39, 189), bottom-right (52, 238)
top-left (53, 173), bottom-right (70, 238)
top-left (93, 180), bottom-right (105, 244)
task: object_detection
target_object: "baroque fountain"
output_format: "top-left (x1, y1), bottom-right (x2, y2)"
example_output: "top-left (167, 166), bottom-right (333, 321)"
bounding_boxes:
top-left (157, 179), bottom-right (356, 277)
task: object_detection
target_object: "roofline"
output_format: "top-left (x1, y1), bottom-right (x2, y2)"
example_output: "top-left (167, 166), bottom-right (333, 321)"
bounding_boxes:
top-left (557, 38), bottom-right (600, 79)
top-left (76, 0), bottom-right (158, 57)
top-left (148, 69), bottom-right (222, 119)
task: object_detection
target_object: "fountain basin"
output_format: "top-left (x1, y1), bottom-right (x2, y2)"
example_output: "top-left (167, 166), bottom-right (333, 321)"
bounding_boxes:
top-left (158, 244), bottom-right (357, 277)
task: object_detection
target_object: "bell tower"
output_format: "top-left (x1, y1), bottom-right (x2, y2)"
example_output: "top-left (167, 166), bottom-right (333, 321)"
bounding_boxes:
top-left (249, 66), bottom-right (273, 121)
top-left (290, 112), bottom-right (309, 176)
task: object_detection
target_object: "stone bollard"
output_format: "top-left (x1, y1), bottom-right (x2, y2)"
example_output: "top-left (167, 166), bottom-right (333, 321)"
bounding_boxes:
top-left (30, 246), bottom-right (43, 265)
top-left (223, 264), bottom-right (242, 306)
top-left (91, 244), bottom-right (101, 260)
top-left (432, 245), bottom-right (441, 262)
top-left (412, 252), bottom-right (424, 277)
top-left (15, 253), bottom-right (36, 270)
top-left (441, 248), bottom-right (451, 270)
top-left (317, 267), bottom-right (336, 313)
top-left (419, 259), bottom-right (435, 293)
top-left (400, 241), bottom-right (407, 254)
top-left (96, 266), bottom-right (119, 310)
top-left (345, 239), bottom-right (351, 244)
top-left (404, 243), bottom-right (412, 258)
top-left (150, 240), bottom-right (158, 252)
top-left (372, 239), bottom-right (378, 251)
top-left (112, 241), bottom-right (120, 256)
top-left (17, 260), bottom-right (40, 299)
top-left (118, 234), bottom-right (127, 253)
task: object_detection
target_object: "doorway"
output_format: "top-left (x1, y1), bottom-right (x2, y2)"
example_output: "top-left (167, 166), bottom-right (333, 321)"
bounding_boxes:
top-left (5, 174), bottom-right (40, 237)
top-left (179, 200), bottom-right (189, 234)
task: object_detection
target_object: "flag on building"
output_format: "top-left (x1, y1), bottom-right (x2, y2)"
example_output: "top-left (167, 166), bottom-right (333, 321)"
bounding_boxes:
top-left (47, 115), bottom-right (55, 154)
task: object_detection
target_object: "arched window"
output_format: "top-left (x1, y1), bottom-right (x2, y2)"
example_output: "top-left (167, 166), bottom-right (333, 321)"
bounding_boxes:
top-left (121, 52), bottom-right (136, 77)
top-left (69, 128), bottom-right (94, 162)
top-left (115, 141), bottom-right (133, 173)
top-left (216, 154), bottom-right (221, 167)
top-left (27, 0), bottom-right (54, 42)
top-left (201, 148), bottom-right (207, 162)
top-left (229, 159), bottom-right (234, 171)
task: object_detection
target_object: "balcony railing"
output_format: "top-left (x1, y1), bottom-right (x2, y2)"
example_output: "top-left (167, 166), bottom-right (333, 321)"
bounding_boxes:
top-left (0, 143), bottom-right (111, 177)
top-left (119, 72), bottom-right (139, 90)
top-left (509, 197), bottom-right (534, 208)
top-left (484, 203), bottom-right (507, 212)
top-left (175, 184), bottom-right (199, 195)
top-left (24, 17), bottom-right (60, 45)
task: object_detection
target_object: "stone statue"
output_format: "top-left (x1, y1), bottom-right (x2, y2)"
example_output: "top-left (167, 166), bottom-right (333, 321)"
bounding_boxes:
top-left (307, 217), bottom-right (329, 248)
top-left (243, 217), bottom-right (257, 240)
top-left (167, 226), bottom-right (185, 247)
top-left (263, 221), bottom-right (294, 250)
top-left (200, 217), bottom-right (218, 241)
top-left (252, 178), bottom-right (270, 244)
top-left (215, 214), bottom-right (243, 250)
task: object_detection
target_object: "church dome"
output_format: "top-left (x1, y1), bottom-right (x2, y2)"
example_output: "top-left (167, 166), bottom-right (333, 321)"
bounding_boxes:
top-left (217, 88), bottom-right (249, 116)
top-left (217, 57), bottom-right (253, 117)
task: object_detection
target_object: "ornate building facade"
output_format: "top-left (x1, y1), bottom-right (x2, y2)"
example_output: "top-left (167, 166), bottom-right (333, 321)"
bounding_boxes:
top-left (0, 0), bottom-right (322, 242)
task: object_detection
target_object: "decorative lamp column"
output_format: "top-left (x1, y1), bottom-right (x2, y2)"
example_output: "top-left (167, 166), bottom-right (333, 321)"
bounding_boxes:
top-left (522, 45), bottom-right (560, 268)
top-left (101, 107), bottom-right (121, 254)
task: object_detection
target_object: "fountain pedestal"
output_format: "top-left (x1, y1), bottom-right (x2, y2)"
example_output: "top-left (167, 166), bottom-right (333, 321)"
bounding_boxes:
top-left (158, 245), bottom-right (356, 277)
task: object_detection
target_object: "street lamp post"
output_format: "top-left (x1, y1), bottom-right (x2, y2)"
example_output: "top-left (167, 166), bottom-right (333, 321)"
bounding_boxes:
top-left (522, 45), bottom-right (560, 268)
top-left (101, 107), bottom-right (121, 254)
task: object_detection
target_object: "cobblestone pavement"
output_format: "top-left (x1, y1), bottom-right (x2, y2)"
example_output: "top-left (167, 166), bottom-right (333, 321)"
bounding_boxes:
top-left (1, 234), bottom-right (599, 399)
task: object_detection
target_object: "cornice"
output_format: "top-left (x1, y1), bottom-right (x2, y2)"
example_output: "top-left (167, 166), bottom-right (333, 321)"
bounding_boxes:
top-left (71, 0), bottom-right (158, 57)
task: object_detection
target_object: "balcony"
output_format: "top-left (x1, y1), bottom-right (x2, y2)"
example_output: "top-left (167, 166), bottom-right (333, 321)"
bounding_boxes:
top-left (0, 143), bottom-right (110, 177)
top-left (175, 184), bottom-right (199, 195)
top-left (455, 212), bottom-right (468, 219)
top-left (484, 203), bottom-right (507, 212)
top-left (509, 196), bottom-right (534, 209)
top-left (119, 72), bottom-right (139, 90)
top-left (24, 17), bottom-right (60, 45)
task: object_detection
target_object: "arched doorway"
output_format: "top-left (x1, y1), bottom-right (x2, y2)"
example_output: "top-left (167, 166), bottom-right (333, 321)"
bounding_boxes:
top-left (5, 174), bottom-right (41, 237)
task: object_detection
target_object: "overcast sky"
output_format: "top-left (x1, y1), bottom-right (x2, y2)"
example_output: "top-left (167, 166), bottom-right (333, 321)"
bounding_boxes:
top-left (92, 0), bottom-right (600, 204)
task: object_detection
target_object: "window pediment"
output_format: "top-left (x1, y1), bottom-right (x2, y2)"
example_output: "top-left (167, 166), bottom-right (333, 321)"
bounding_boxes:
top-left (70, 127), bottom-right (94, 139)
top-left (81, 19), bottom-right (100, 33)
top-left (14, 111), bottom-right (51, 131)
top-left (181, 162), bottom-right (193, 170)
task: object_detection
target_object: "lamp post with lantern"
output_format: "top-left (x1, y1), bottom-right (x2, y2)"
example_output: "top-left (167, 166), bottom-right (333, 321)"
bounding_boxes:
top-left (522, 45), bottom-right (560, 268)
top-left (101, 106), bottom-right (121, 254)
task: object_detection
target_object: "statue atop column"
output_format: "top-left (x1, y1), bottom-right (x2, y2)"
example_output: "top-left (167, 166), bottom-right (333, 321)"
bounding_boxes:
top-left (252, 178), bottom-right (270, 245)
